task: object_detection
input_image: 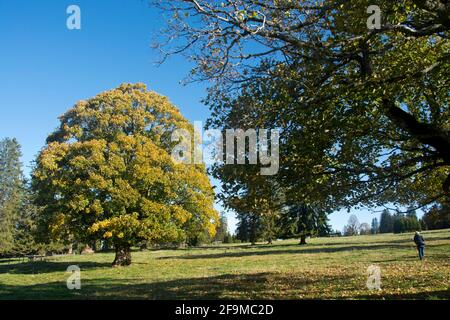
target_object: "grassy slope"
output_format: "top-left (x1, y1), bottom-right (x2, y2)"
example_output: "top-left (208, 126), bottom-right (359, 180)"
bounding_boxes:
top-left (0, 229), bottom-right (448, 300)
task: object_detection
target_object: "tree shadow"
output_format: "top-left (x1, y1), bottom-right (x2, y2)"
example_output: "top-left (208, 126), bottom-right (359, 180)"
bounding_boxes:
top-left (2, 271), bottom-right (447, 300)
top-left (154, 242), bottom-right (303, 252)
top-left (0, 272), bottom-right (353, 300)
top-left (156, 244), bottom-right (411, 260)
top-left (0, 260), bottom-right (111, 275)
top-left (306, 235), bottom-right (450, 247)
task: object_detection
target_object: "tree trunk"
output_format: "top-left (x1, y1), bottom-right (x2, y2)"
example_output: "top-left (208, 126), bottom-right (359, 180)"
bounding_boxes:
top-left (299, 235), bottom-right (307, 245)
top-left (112, 245), bottom-right (131, 267)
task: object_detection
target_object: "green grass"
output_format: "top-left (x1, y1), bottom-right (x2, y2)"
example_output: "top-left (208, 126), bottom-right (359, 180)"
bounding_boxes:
top-left (0, 229), bottom-right (449, 300)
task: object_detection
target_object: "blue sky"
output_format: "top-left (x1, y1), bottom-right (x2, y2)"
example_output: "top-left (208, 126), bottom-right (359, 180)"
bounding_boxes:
top-left (0, 0), bottom-right (408, 234)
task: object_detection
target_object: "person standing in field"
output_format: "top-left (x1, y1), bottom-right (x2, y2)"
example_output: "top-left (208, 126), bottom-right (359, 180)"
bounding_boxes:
top-left (413, 231), bottom-right (425, 260)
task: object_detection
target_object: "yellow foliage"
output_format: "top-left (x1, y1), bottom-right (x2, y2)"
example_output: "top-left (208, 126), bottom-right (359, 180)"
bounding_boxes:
top-left (33, 83), bottom-right (218, 247)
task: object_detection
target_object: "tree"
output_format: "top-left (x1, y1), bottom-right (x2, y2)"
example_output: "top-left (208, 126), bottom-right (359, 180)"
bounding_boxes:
top-left (223, 232), bottom-right (233, 244)
top-left (155, 0), bottom-right (450, 212)
top-left (371, 218), bottom-right (379, 234)
top-left (217, 165), bottom-right (283, 245)
top-left (344, 215), bottom-right (360, 236)
top-left (379, 210), bottom-right (394, 233)
top-left (393, 212), bottom-right (407, 234)
top-left (213, 213), bottom-right (229, 243)
top-left (261, 211), bottom-right (279, 244)
top-left (235, 212), bottom-right (263, 245)
top-left (392, 209), bottom-right (421, 233)
top-left (406, 207), bottom-right (421, 231)
top-left (32, 83), bottom-right (218, 266)
top-left (279, 204), bottom-right (330, 244)
top-left (317, 218), bottom-right (333, 237)
top-left (359, 223), bottom-right (371, 235)
top-left (0, 138), bottom-right (25, 256)
top-left (421, 202), bottom-right (450, 230)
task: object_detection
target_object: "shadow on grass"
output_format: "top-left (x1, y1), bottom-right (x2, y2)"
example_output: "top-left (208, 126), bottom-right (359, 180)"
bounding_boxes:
top-left (0, 261), bottom-right (111, 275)
top-left (156, 244), bottom-right (413, 260)
top-left (0, 272), bottom-right (353, 300)
top-left (316, 236), bottom-right (450, 247)
top-left (1, 271), bottom-right (448, 300)
top-left (156, 235), bottom-right (450, 261)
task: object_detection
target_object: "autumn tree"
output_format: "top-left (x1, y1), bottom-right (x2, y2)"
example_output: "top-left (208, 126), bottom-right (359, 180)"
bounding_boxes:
top-left (32, 83), bottom-right (218, 266)
top-left (155, 0), bottom-right (449, 212)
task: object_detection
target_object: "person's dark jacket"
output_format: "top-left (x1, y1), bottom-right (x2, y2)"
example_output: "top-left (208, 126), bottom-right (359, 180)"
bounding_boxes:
top-left (414, 234), bottom-right (425, 247)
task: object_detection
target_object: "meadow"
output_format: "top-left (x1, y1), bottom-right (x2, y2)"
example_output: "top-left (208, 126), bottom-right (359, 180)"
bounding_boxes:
top-left (0, 229), bottom-right (448, 300)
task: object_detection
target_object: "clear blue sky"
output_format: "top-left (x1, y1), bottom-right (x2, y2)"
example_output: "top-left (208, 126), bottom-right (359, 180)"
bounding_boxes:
top-left (0, 0), bottom-right (409, 234)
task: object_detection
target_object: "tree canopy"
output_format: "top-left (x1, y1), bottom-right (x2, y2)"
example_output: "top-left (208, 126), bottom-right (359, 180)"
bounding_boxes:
top-left (32, 83), bottom-right (218, 266)
top-left (155, 0), bottom-right (449, 212)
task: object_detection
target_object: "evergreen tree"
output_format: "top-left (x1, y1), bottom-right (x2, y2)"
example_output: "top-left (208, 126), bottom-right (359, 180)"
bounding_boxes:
top-left (0, 138), bottom-right (25, 256)
top-left (421, 202), bottom-right (450, 230)
top-left (371, 218), bottom-right (379, 234)
top-left (279, 205), bottom-right (330, 245)
top-left (235, 213), bottom-right (248, 242)
top-left (379, 210), bottom-right (394, 233)
top-left (12, 185), bottom-right (43, 256)
top-left (213, 213), bottom-right (229, 243)
top-left (392, 208), bottom-right (422, 233)
top-left (406, 207), bottom-right (421, 231)
top-left (235, 212), bottom-right (264, 245)
top-left (393, 212), bottom-right (406, 234)
top-left (261, 211), bottom-right (278, 244)
top-left (248, 214), bottom-right (262, 245)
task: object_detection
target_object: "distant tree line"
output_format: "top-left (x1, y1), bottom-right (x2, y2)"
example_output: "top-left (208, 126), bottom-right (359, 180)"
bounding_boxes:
top-left (234, 205), bottom-right (333, 245)
top-left (377, 209), bottom-right (422, 234)
top-left (341, 205), bottom-right (450, 237)
top-left (421, 203), bottom-right (450, 230)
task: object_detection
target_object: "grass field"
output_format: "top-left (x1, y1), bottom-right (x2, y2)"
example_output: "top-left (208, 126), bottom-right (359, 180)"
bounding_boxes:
top-left (0, 229), bottom-right (448, 300)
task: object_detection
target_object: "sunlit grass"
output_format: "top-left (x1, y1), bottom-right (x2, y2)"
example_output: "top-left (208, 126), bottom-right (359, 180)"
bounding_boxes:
top-left (0, 229), bottom-right (448, 299)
